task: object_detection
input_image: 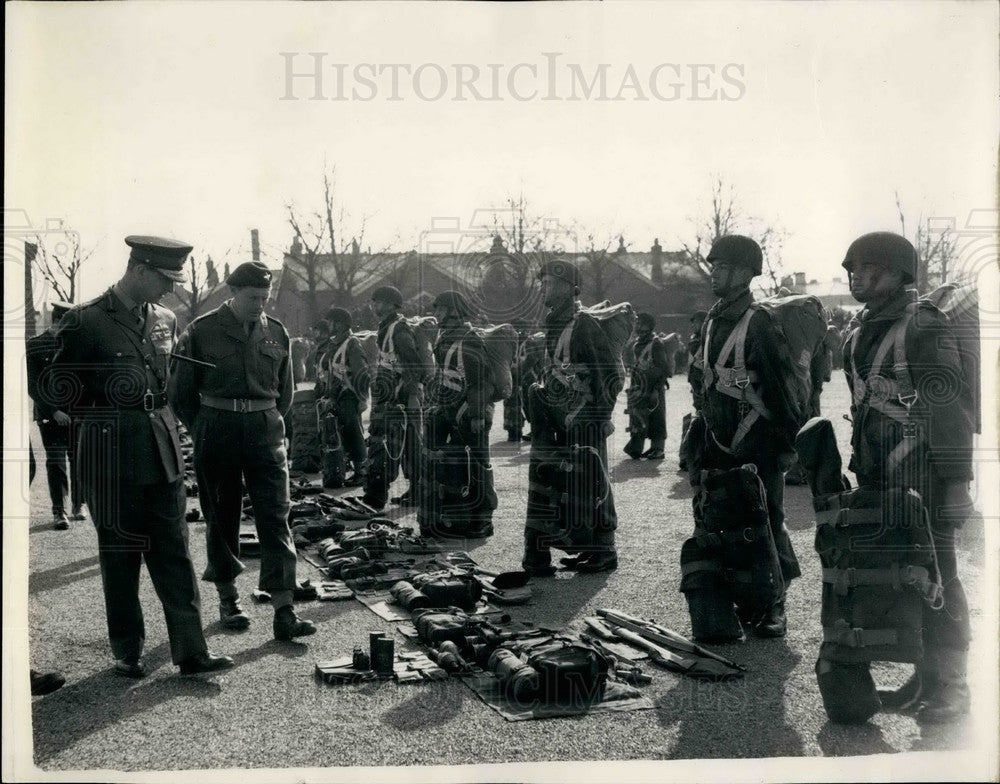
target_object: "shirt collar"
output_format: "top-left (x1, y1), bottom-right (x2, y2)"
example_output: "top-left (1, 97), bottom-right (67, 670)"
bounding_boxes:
top-left (111, 283), bottom-right (142, 314)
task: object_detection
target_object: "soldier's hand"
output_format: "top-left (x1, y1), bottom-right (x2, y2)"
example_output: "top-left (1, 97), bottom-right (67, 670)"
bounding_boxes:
top-left (941, 481), bottom-right (974, 523)
top-left (52, 410), bottom-right (71, 426)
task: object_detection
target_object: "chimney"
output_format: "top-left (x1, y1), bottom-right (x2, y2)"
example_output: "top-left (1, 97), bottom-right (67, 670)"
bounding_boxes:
top-left (251, 229), bottom-right (261, 262)
top-left (794, 272), bottom-right (806, 289)
top-left (650, 238), bottom-right (664, 287)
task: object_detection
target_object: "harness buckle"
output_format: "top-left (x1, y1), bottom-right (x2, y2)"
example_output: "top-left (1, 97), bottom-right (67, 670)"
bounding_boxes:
top-left (733, 372), bottom-right (751, 390)
top-left (898, 392), bottom-right (918, 409)
top-left (142, 391), bottom-right (155, 411)
top-left (742, 527), bottom-right (756, 542)
top-left (901, 421), bottom-right (918, 439)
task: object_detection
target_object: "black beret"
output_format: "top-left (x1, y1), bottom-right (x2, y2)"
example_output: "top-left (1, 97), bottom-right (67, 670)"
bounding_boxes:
top-left (226, 261), bottom-right (273, 288)
top-left (842, 232), bottom-right (917, 285)
top-left (538, 259), bottom-right (582, 288)
top-left (636, 312), bottom-right (656, 329)
top-left (432, 290), bottom-right (475, 318)
top-left (707, 235), bottom-right (763, 276)
top-left (125, 235), bottom-right (191, 282)
top-left (325, 307), bottom-right (352, 327)
top-left (371, 285), bottom-right (403, 307)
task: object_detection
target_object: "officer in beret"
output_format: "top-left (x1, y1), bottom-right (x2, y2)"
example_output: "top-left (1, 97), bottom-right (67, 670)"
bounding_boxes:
top-left (27, 301), bottom-right (85, 529)
top-left (623, 312), bottom-right (670, 460)
top-left (695, 235), bottom-right (804, 637)
top-left (169, 260), bottom-right (315, 642)
top-left (842, 232), bottom-right (974, 723)
top-left (522, 259), bottom-right (622, 574)
top-left (51, 236), bottom-right (233, 677)
top-left (316, 306), bottom-right (370, 487)
top-left (417, 290), bottom-right (497, 538)
top-left (357, 285), bottom-right (425, 510)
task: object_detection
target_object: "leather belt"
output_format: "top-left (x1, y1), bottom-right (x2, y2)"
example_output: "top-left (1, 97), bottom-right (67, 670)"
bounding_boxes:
top-left (120, 391), bottom-right (168, 411)
top-left (200, 395), bottom-right (277, 413)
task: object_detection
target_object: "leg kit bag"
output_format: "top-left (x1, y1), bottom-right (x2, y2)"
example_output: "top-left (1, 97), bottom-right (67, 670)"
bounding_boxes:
top-left (680, 464), bottom-right (784, 642)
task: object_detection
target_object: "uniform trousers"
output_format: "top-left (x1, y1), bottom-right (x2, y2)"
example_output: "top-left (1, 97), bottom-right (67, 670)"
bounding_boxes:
top-left (38, 419), bottom-right (82, 513)
top-left (193, 407), bottom-right (298, 594)
top-left (86, 476), bottom-right (207, 664)
top-left (364, 400), bottom-right (421, 508)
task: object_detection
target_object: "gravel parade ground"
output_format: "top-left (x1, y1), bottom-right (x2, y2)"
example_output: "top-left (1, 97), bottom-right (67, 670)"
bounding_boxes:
top-left (13, 381), bottom-right (998, 782)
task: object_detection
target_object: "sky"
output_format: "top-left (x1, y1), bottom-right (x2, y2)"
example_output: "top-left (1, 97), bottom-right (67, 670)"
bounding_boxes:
top-left (5, 1), bottom-right (999, 304)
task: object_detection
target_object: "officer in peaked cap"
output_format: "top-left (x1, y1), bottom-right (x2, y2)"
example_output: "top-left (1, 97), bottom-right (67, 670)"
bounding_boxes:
top-left (50, 234), bottom-right (233, 677)
top-left (124, 235), bottom-right (191, 282)
top-left (169, 258), bottom-right (317, 643)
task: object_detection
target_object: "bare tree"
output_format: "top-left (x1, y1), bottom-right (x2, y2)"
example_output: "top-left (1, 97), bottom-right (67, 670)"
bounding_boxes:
top-left (679, 176), bottom-right (787, 295)
top-left (172, 254), bottom-right (224, 323)
top-left (894, 191), bottom-right (960, 291)
top-left (30, 228), bottom-right (96, 304)
top-left (285, 169), bottom-right (394, 322)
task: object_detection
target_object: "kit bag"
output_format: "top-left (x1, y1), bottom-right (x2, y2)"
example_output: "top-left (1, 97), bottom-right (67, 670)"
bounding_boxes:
top-left (411, 572), bottom-right (483, 610)
top-left (814, 486), bottom-right (941, 664)
top-left (524, 639), bottom-right (611, 705)
top-left (412, 608), bottom-right (475, 645)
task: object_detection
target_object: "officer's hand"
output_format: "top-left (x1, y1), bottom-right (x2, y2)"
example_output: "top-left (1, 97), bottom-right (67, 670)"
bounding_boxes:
top-left (470, 417), bottom-right (485, 433)
top-left (52, 410), bottom-right (71, 426)
top-left (941, 481), bottom-right (974, 523)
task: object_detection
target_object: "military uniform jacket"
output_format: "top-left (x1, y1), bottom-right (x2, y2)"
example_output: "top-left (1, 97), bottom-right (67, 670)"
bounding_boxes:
top-left (429, 322), bottom-right (491, 420)
top-left (700, 290), bottom-right (802, 457)
top-left (168, 303), bottom-right (293, 429)
top-left (543, 301), bottom-right (622, 423)
top-left (26, 328), bottom-right (60, 421)
top-left (317, 333), bottom-right (371, 402)
top-left (373, 313), bottom-right (423, 404)
top-left (843, 288), bottom-right (973, 488)
top-left (51, 289), bottom-right (184, 485)
top-left (629, 334), bottom-right (670, 396)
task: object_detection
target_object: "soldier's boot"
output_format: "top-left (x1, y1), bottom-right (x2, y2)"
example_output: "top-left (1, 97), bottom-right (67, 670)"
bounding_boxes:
top-left (916, 647), bottom-right (971, 724)
top-left (623, 435), bottom-right (644, 459)
top-left (273, 605), bottom-right (317, 641)
top-left (878, 653), bottom-right (937, 712)
top-left (522, 528), bottom-right (556, 577)
top-left (753, 599), bottom-right (787, 638)
top-left (642, 440), bottom-right (666, 460)
top-left (218, 582), bottom-right (251, 631)
top-left (53, 509), bottom-right (70, 531)
top-left (816, 657), bottom-right (881, 725)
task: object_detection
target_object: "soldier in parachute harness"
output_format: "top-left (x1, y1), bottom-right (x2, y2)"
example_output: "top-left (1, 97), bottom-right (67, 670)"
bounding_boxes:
top-left (418, 291), bottom-right (498, 539)
top-left (521, 260), bottom-right (623, 575)
top-left (841, 232), bottom-right (974, 724)
top-left (694, 236), bottom-right (804, 637)
top-left (359, 285), bottom-right (425, 511)
top-left (623, 312), bottom-right (670, 460)
top-left (316, 307), bottom-right (370, 488)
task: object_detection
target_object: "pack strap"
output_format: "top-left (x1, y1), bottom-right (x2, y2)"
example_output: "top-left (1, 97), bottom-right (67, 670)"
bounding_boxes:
top-left (822, 623), bottom-right (899, 649)
top-left (822, 564), bottom-right (935, 597)
top-left (694, 524), bottom-right (771, 549)
top-left (680, 560), bottom-right (753, 583)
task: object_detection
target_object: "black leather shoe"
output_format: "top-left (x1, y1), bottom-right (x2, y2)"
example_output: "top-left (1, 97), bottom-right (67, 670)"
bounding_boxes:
top-left (576, 552), bottom-right (618, 573)
top-left (114, 659), bottom-right (147, 679)
top-left (273, 606), bottom-right (316, 641)
top-left (219, 598), bottom-right (251, 630)
top-left (30, 669), bottom-right (65, 695)
top-left (752, 603), bottom-right (787, 638)
top-left (642, 448), bottom-right (665, 460)
top-left (53, 512), bottom-right (70, 531)
top-left (178, 651), bottom-right (235, 675)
